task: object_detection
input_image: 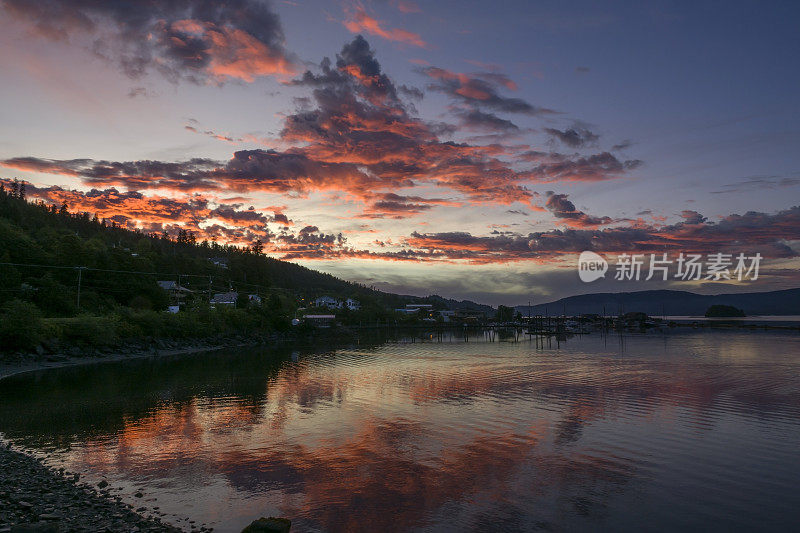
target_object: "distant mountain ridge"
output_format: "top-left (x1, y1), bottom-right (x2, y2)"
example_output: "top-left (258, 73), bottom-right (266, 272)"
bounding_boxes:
top-left (514, 288), bottom-right (800, 317)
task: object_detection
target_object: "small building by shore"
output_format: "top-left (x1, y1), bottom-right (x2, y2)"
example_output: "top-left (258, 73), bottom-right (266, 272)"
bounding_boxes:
top-left (211, 291), bottom-right (238, 307)
top-left (303, 314), bottom-right (336, 327)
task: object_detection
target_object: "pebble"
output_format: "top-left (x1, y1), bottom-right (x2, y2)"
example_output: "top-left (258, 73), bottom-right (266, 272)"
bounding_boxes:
top-left (0, 446), bottom-right (182, 532)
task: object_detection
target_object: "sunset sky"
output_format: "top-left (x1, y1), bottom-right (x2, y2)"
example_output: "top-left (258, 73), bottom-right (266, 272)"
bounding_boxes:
top-left (1, 0), bottom-right (799, 305)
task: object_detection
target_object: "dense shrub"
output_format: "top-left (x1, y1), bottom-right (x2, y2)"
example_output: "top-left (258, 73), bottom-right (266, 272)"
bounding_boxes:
top-left (51, 315), bottom-right (120, 347)
top-left (0, 299), bottom-right (56, 350)
top-left (705, 304), bottom-right (746, 317)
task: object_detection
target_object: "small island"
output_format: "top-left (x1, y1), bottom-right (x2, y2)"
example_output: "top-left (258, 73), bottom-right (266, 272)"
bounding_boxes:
top-left (705, 304), bottom-right (746, 318)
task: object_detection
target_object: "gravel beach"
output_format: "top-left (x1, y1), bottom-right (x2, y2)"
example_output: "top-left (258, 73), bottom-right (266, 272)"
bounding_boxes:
top-left (0, 342), bottom-right (256, 532)
top-left (0, 443), bottom-right (187, 532)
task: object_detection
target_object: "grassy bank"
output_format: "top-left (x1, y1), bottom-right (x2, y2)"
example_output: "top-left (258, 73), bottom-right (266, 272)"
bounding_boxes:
top-left (0, 298), bottom-right (291, 355)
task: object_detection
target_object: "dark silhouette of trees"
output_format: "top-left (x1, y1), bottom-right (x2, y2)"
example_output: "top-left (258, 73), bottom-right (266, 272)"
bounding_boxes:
top-left (0, 178), bottom-right (413, 321)
top-left (496, 305), bottom-right (514, 322)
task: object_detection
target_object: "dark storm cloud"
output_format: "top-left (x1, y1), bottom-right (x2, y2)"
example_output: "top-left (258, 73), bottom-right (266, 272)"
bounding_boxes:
top-left (404, 206), bottom-right (800, 263)
top-left (544, 192), bottom-right (612, 228)
top-left (457, 110), bottom-right (520, 132)
top-left (520, 151), bottom-right (643, 183)
top-left (291, 35), bottom-right (402, 106)
top-left (544, 127), bottom-right (600, 148)
top-left (1, 155), bottom-right (221, 191)
top-left (1, 151), bottom-right (377, 195)
top-left (611, 140), bottom-right (633, 151)
top-left (358, 193), bottom-right (459, 219)
top-left (544, 193), bottom-right (580, 217)
top-left (405, 230), bottom-right (535, 262)
top-left (209, 205), bottom-right (268, 227)
top-left (298, 225), bottom-right (320, 234)
top-left (419, 66), bottom-right (558, 116)
top-left (7, 176), bottom-right (797, 265)
top-left (679, 210), bottom-right (707, 224)
top-left (0, 0), bottom-right (294, 82)
top-left (710, 174), bottom-right (800, 194)
top-left (273, 213), bottom-right (290, 225)
top-left (2, 36), bottom-right (644, 224)
top-left (216, 149), bottom-right (380, 195)
top-left (282, 37), bottom-right (548, 205)
top-left (398, 84), bottom-right (424, 100)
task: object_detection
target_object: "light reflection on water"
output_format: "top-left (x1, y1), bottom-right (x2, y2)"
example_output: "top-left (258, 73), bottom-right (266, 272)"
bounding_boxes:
top-left (1, 330), bottom-right (799, 532)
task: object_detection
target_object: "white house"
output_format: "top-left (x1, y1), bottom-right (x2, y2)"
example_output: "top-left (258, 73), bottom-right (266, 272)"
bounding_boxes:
top-left (248, 294), bottom-right (262, 305)
top-left (406, 303), bottom-right (434, 318)
top-left (208, 257), bottom-right (229, 269)
top-left (158, 280), bottom-right (189, 291)
top-left (345, 298), bottom-right (361, 311)
top-left (438, 310), bottom-right (456, 323)
top-left (211, 291), bottom-right (238, 306)
top-left (157, 280), bottom-right (176, 291)
top-left (157, 281), bottom-right (191, 306)
top-left (314, 296), bottom-right (342, 309)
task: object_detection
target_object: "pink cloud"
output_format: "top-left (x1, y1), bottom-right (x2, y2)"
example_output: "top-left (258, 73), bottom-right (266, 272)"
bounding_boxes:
top-left (343, 7), bottom-right (426, 47)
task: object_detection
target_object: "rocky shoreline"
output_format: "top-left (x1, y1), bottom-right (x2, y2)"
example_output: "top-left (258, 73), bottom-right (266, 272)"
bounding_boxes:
top-left (0, 335), bottom-right (276, 381)
top-left (0, 442), bottom-right (194, 532)
top-left (0, 336), bottom-right (282, 532)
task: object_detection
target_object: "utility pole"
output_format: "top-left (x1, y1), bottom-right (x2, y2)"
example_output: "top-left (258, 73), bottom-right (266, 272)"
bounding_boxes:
top-left (76, 266), bottom-right (86, 308)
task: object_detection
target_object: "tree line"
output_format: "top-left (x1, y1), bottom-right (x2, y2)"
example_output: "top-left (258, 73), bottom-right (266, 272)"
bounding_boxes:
top-left (0, 179), bottom-right (446, 350)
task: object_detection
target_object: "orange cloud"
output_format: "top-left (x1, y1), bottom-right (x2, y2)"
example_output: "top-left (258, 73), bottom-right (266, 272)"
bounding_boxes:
top-left (199, 23), bottom-right (295, 82)
top-left (3, 1), bottom-right (295, 84)
top-left (344, 7), bottom-right (426, 47)
top-left (393, 0), bottom-right (421, 14)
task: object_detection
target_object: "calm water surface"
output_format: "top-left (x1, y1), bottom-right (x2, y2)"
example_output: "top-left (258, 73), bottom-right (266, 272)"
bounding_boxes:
top-left (1, 331), bottom-right (799, 532)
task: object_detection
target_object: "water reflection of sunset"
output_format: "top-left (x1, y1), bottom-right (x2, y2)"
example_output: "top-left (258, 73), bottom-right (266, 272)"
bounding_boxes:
top-left (1, 332), bottom-right (799, 531)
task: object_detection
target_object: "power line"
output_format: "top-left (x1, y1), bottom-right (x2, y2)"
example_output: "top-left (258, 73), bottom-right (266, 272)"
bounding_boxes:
top-left (0, 261), bottom-right (296, 295)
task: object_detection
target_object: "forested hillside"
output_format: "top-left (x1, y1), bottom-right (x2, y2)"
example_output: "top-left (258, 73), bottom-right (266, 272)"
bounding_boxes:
top-left (0, 180), bottom-right (499, 350)
top-left (0, 181), bottom-right (450, 349)
top-left (0, 180), bottom-right (410, 316)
